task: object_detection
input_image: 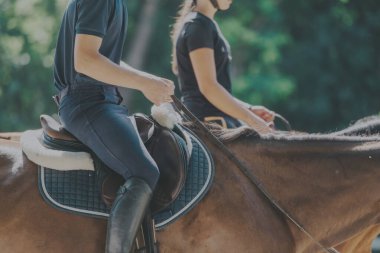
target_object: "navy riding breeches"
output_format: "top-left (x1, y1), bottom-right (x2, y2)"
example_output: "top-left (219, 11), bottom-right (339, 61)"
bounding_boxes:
top-left (58, 85), bottom-right (159, 190)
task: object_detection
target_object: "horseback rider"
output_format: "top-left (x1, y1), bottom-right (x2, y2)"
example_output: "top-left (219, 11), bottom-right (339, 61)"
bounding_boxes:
top-left (53, 0), bottom-right (174, 252)
top-left (171, 0), bottom-right (275, 133)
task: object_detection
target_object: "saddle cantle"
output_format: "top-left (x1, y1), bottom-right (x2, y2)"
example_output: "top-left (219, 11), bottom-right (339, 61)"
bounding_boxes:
top-left (40, 115), bottom-right (76, 142)
top-left (39, 114), bottom-right (189, 213)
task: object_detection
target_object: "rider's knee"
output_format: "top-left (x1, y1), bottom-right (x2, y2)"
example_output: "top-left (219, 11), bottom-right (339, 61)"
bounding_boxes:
top-left (125, 163), bottom-right (160, 191)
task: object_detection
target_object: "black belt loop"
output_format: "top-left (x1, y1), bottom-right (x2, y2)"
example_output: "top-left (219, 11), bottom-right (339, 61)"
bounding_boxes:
top-left (52, 95), bottom-right (60, 107)
top-left (116, 88), bottom-right (124, 104)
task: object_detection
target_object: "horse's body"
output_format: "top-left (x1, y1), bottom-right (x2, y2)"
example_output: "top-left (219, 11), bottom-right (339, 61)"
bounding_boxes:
top-left (0, 139), bottom-right (107, 253)
top-left (1, 118), bottom-right (380, 252)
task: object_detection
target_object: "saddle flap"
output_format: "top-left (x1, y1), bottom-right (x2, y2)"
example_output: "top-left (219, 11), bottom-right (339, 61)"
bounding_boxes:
top-left (147, 125), bottom-right (188, 213)
top-left (101, 115), bottom-right (190, 214)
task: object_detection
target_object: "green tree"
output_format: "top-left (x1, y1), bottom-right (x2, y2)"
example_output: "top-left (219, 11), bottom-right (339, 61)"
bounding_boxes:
top-left (0, 0), bottom-right (65, 131)
top-left (1, 0), bottom-right (379, 133)
top-left (277, 0), bottom-right (380, 131)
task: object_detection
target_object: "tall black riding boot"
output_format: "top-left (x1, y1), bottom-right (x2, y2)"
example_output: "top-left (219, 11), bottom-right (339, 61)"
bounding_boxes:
top-left (105, 177), bottom-right (153, 253)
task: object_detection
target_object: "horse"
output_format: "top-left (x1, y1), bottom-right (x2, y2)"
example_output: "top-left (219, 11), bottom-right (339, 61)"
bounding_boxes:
top-left (1, 116), bottom-right (380, 253)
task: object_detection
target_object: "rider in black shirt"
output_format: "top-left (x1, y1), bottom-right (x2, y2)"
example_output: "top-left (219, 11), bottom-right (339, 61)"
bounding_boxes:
top-left (172, 0), bottom-right (275, 133)
top-left (54, 0), bottom-right (174, 252)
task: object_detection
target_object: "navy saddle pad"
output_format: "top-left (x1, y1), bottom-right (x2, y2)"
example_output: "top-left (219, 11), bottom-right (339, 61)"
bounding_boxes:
top-left (38, 126), bottom-right (214, 229)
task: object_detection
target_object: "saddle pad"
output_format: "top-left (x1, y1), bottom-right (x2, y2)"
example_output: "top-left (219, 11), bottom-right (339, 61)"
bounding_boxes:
top-left (38, 127), bottom-right (214, 229)
top-left (21, 129), bottom-right (95, 171)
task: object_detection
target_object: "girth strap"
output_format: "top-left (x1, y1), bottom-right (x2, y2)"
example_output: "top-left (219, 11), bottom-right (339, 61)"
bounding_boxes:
top-left (134, 217), bottom-right (158, 253)
top-left (141, 211), bottom-right (157, 253)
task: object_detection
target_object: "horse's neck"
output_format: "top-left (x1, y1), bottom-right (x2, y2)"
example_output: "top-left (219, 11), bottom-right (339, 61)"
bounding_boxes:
top-left (228, 138), bottom-right (380, 249)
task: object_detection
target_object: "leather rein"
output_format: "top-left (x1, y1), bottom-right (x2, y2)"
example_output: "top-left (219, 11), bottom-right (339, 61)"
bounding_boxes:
top-left (170, 96), bottom-right (339, 253)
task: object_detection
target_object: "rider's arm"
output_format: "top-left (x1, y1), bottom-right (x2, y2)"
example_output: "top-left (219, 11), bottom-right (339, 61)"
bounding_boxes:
top-left (74, 35), bottom-right (161, 90)
top-left (189, 48), bottom-right (271, 133)
top-left (233, 97), bottom-right (275, 123)
top-left (74, 34), bottom-right (174, 105)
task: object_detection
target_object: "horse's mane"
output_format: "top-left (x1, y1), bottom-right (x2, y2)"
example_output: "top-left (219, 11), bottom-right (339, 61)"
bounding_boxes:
top-left (183, 122), bottom-right (258, 142)
top-left (183, 116), bottom-right (380, 144)
top-left (330, 116), bottom-right (380, 137)
top-left (0, 144), bottom-right (23, 175)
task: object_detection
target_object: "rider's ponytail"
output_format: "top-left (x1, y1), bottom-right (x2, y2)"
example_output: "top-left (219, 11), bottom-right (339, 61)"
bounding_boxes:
top-left (170, 0), bottom-right (196, 75)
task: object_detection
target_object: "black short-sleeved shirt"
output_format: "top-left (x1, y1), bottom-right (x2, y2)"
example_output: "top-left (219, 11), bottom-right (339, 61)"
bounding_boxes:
top-left (176, 12), bottom-right (233, 118)
top-left (53, 0), bottom-right (128, 92)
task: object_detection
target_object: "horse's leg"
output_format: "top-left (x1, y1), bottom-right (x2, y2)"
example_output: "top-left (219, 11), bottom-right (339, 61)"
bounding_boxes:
top-left (334, 225), bottom-right (380, 253)
top-left (0, 150), bottom-right (107, 253)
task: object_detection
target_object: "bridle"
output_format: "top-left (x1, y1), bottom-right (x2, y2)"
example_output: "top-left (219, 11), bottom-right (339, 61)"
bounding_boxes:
top-left (170, 95), bottom-right (339, 253)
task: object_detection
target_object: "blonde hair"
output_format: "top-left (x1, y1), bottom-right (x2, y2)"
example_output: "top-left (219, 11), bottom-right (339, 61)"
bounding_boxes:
top-left (170, 0), bottom-right (196, 75)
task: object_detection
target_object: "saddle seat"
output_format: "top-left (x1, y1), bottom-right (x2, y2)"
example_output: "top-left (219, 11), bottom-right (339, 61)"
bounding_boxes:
top-left (39, 114), bottom-right (190, 213)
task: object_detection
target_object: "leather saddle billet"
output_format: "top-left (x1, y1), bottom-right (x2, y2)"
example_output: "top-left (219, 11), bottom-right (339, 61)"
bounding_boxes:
top-left (39, 114), bottom-right (189, 214)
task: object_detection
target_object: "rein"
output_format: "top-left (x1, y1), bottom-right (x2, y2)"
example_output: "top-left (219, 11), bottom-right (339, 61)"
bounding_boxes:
top-left (170, 96), bottom-right (339, 253)
top-left (274, 113), bottom-right (292, 131)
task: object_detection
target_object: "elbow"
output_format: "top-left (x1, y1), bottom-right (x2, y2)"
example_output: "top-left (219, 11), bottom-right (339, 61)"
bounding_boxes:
top-left (74, 55), bottom-right (87, 74)
top-left (198, 80), bottom-right (217, 98)
top-left (199, 85), bottom-right (210, 97)
top-left (74, 51), bottom-right (97, 75)
top-left (73, 53), bottom-right (85, 74)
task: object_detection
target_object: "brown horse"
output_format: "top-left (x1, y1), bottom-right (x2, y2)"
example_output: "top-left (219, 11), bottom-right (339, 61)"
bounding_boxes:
top-left (1, 119), bottom-right (380, 253)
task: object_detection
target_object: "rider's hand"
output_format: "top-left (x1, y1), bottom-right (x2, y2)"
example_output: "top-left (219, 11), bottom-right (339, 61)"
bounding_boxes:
top-left (246, 114), bottom-right (274, 135)
top-left (141, 77), bottom-right (175, 105)
top-left (250, 122), bottom-right (273, 135)
top-left (249, 105), bottom-right (275, 123)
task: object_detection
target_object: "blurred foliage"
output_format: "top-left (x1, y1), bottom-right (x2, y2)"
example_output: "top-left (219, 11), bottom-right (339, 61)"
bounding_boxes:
top-left (0, 0), bottom-right (379, 132)
top-left (0, 0), bottom-right (65, 131)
